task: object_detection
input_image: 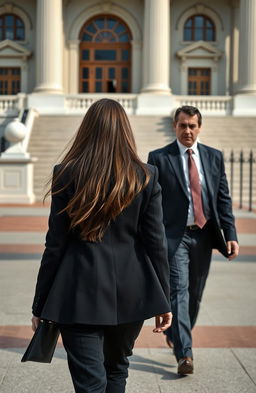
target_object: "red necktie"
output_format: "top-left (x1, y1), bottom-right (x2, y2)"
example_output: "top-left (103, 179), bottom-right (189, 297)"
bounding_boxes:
top-left (187, 149), bottom-right (207, 228)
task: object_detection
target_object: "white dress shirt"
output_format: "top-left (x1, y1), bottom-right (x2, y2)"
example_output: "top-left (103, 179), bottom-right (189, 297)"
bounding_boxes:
top-left (177, 139), bottom-right (211, 226)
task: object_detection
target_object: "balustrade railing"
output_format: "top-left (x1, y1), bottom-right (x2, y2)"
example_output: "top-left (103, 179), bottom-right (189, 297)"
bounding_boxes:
top-left (65, 94), bottom-right (137, 114)
top-left (175, 96), bottom-right (232, 115)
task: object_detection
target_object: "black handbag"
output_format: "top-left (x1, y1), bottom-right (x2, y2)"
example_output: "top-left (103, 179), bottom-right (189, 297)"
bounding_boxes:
top-left (21, 320), bottom-right (60, 363)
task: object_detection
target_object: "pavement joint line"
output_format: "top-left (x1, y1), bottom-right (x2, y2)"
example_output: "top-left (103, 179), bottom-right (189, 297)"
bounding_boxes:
top-left (231, 348), bottom-right (256, 387)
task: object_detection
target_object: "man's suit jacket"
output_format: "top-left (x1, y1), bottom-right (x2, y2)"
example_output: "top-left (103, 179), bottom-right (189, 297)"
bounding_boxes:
top-left (32, 164), bottom-right (170, 325)
top-left (148, 140), bottom-right (238, 260)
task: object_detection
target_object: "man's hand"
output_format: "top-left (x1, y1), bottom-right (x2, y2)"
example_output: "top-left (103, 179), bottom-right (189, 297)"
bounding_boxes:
top-left (226, 240), bottom-right (239, 260)
top-left (153, 312), bottom-right (172, 333)
top-left (31, 315), bottom-right (40, 332)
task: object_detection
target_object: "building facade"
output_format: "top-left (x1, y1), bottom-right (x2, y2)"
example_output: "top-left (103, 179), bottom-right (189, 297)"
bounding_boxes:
top-left (0, 0), bottom-right (256, 115)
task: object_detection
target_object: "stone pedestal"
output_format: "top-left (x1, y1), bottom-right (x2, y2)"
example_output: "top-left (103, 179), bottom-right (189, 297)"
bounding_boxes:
top-left (0, 158), bottom-right (36, 203)
top-left (0, 118), bottom-right (36, 203)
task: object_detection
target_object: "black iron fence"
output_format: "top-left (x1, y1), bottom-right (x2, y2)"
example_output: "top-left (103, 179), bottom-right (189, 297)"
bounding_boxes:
top-left (223, 150), bottom-right (255, 211)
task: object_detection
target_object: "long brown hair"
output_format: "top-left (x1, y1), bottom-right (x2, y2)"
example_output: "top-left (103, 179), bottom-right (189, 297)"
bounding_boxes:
top-left (48, 98), bottom-right (150, 242)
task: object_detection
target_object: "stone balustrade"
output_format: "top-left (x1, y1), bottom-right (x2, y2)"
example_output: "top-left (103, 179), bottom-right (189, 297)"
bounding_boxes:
top-left (175, 96), bottom-right (233, 116)
top-left (65, 94), bottom-right (138, 115)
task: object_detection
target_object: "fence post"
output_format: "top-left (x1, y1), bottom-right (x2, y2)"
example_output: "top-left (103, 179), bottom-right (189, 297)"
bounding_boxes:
top-left (249, 150), bottom-right (253, 212)
top-left (239, 150), bottom-right (244, 209)
top-left (230, 150), bottom-right (234, 198)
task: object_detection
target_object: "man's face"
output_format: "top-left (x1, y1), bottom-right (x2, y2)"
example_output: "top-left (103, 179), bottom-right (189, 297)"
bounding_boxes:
top-left (174, 112), bottom-right (201, 147)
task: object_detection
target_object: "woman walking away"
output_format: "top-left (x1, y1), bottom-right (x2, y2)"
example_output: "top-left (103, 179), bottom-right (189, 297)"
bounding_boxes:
top-left (31, 98), bottom-right (172, 393)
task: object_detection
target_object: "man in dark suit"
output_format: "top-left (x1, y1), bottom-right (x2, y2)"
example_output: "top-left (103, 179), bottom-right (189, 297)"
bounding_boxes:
top-left (148, 105), bottom-right (239, 375)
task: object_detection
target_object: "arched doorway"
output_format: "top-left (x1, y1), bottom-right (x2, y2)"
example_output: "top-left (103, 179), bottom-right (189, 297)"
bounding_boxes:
top-left (79, 15), bottom-right (132, 93)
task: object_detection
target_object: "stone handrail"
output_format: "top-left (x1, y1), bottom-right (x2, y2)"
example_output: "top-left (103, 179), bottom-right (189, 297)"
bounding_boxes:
top-left (65, 94), bottom-right (138, 114)
top-left (175, 96), bottom-right (233, 115)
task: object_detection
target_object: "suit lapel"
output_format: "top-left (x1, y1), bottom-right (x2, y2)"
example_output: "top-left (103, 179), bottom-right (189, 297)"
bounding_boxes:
top-left (198, 143), bottom-right (214, 199)
top-left (166, 141), bottom-right (189, 199)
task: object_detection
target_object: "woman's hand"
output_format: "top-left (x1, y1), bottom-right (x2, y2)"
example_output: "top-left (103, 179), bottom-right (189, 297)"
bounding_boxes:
top-left (31, 315), bottom-right (40, 332)
top-left (153, 312), bottom-right (172, 333)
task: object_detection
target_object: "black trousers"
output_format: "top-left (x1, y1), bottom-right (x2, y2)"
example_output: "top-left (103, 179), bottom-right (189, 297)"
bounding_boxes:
top-left (164, 222), bottom-right (213, 361)
top-left (60, 321), bottom-right (143, 393)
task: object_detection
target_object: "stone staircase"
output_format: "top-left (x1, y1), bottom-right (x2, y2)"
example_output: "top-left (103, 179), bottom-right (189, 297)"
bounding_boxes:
top-left (28, 115), bottom-right (256, 205)
top-left (28, 115), bottom-right (174, 199)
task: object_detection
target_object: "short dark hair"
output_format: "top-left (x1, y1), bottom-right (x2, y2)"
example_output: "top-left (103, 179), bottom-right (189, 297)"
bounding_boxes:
top-left (174, 106), bottom-right (202, 127)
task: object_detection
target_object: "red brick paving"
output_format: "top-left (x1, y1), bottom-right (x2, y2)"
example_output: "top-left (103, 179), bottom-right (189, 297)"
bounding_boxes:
top-left (0, 216), bottom-right (48, 232)
top-left (0, 325), bottom-right (255, 349)
top-left (0, 244), bottom-right (44, 253)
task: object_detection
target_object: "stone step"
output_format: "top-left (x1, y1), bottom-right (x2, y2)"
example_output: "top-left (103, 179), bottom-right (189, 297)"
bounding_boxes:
top-left (28, 114), bottom-right (256, 200)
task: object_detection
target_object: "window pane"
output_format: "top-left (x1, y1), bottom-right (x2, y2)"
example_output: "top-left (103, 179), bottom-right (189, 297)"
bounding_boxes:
top-left (95, 81), bottom-right (102, 92)
top-left (82, 82), bottom-right (88, 92)
top-left (16, 28), bottom-right (24, 40)
top-left (107, 18), bottom-right (116, 29)
top-left (86, 23), bottom-right (97, 34)
top-left (102, 31), bottom-right (115, 41)
top-left (82, 33), bottom-right (92, 41)
top-left (6, 15), bottom-right (14, 26)
top-left (108, 68), bottom-right (115, 79)
top-left (189, 68), bottom-right (196, 76)
top-left (96, 68), bottom-right (102, 79)
top-left (95, 50), bottom-right (116, 60)
top-left (121, 81), bottom-right (129, 92)
top-left (122, 68), bottom-right (128, 79)
top-left (6, 28), bottom-right (14, 40)
top-left (206, 29), bottom-right (214, 41)
top-left (0, 30), bottom-right (3, 40)
top-left (82, 68), bottom-right (89, 79)
top-left (16, 18), bottom-right (23, 27)
top-left (82, 50), bottom-right (89, 60)
top-left (115, 23), bottom-right (126, 34)
top-left (0, 18), bottom-right (3, 26)
top-left (122, 49), bottom-right (129, 61)
top-left (119, 33), bottom-right (129, 42)
top-left (195, 28), bottom-right (203, 40)
top-left (95, 18), bottom-right (104, 29)
top-left (184, 29), bottom-right (192, 41)
top-left (95, 33), bottom-right (103, 42)
top-left (185, 19), bottom-right (192, 28)
top-left (195, 16), bottom-right (204, 27)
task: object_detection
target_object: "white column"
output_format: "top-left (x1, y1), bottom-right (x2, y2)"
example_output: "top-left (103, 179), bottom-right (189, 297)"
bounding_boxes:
top-left (34, 0), bottom-right (63, 93)
top-left (238, 0), bottom-right (256, 94)
top-left (131, 40), bottom-right (142, 93)
top-left (68, 40), bottom-right (80, 94)
top-left (142, 0), bottom-right (171, 94)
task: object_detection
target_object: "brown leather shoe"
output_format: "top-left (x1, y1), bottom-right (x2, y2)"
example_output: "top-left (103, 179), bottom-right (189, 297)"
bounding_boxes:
top-left (177, 357), bottom-right (194, 375)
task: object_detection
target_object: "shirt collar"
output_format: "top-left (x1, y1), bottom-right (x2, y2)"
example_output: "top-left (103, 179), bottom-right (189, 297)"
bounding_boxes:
top-left (177, 139), bottom-right (199, 156)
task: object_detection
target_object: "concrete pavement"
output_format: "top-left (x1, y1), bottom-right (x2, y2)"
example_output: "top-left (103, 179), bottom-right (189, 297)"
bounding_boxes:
top-left (0, 204), bottom-right (256, 393)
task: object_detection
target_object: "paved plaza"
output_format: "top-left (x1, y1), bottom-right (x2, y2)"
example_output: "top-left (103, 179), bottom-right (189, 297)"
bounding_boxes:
top-left (0, 204), bottom-right (256, 393)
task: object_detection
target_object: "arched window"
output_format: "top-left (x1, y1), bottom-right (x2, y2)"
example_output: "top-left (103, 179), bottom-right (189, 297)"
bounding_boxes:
top-left (184, 15), bottom-right (215, 41)
top-left (0, 14), bottom-right (25, 41)
top-left (79, 15), bottom-right (132, 93)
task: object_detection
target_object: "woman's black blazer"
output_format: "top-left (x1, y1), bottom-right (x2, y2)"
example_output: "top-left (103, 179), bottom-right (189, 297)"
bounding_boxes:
top-left (32, 164), bottom-right (170, 325)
